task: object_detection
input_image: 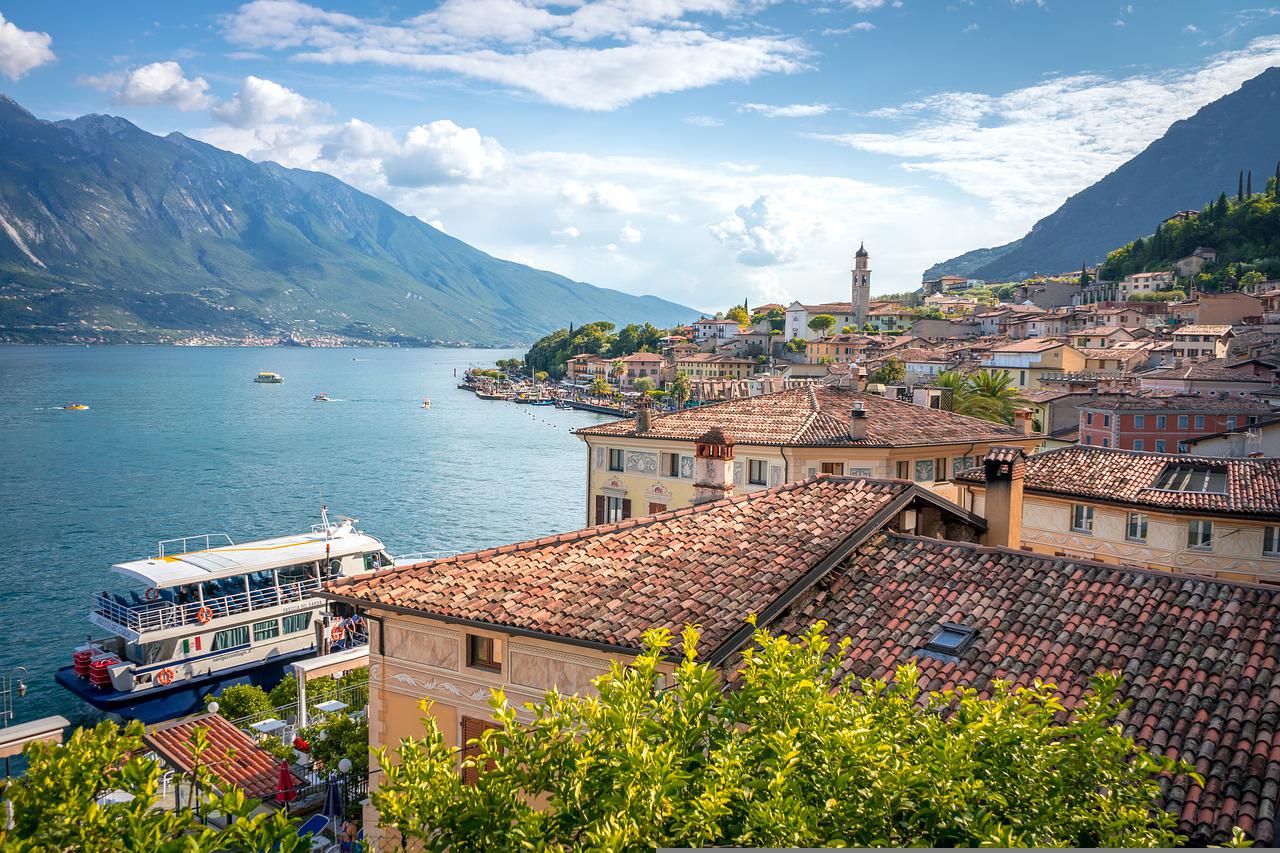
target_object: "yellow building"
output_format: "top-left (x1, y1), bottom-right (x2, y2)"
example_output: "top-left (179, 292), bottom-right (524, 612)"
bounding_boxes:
top-left (954, 445), bottom-right (1280, 583)
top-left (673, 352), bottom-right (757, 380)
top-left (574, 385), bottom-right (1039, 522)
top-left (981, 340), bottom-right (1086, 389)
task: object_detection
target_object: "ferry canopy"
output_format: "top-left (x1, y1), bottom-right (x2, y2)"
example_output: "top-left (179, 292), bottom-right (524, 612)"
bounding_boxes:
top-left (111, 529), bottom-right (385, 588)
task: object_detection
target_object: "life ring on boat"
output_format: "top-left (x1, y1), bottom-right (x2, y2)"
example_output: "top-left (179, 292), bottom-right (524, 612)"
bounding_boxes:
top-left (156, 668), bottom-right (175, 686)
top-left (145, 587), bottom-right (160, 601)
top-left (330, 625), bottom-right (346, 643)
top-left (196, 606), bottom-right (214, 624)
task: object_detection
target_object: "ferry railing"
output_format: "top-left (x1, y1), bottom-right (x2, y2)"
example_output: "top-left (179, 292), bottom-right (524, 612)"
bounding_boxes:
top-left (156, 533), bottom-right (235, 558)
top-left (93, 578), bottom-right (327, 634)
top-left (392, 550), bottom-right (461, 566)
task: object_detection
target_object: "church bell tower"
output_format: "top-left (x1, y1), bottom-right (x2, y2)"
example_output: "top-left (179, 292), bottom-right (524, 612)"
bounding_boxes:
top-left (851, 242), bottom-right (871, 327)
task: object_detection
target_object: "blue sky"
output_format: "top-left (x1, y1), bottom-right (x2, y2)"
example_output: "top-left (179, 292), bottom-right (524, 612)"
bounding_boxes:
top-left (1, 1), bottom-right (1278, 311)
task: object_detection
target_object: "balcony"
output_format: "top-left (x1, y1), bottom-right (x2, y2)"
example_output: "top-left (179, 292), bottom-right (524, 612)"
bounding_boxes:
top-left (92, 577), bottom-right (325, 637)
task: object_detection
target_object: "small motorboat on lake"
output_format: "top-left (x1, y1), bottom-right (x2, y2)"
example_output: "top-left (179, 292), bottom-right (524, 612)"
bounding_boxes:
top-left (254, 372), bottom-right (283, 384)
top-left (62, 403), bottom-right (90, 411)
top-left (313, 393), bottom-right (334, 402)
top-left (421, 398), bottom-right (431, 409)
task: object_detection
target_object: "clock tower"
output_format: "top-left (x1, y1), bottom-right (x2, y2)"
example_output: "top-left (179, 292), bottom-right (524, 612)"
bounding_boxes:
top-left (852, 243), bottom-right (871, 327)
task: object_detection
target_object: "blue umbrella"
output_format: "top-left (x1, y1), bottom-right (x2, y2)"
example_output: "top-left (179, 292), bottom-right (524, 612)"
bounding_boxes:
top-left (322, 773), bottom-right (346, 839)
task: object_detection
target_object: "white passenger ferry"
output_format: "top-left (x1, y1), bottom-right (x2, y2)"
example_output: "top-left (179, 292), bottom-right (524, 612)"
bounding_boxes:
top-left (55, 509), bottom-right (393, 723)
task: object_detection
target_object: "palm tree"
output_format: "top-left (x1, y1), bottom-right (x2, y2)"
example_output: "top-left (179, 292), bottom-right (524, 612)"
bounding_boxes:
top-left (966, 369), bottom-right (1029, 424)
top-left (934, 370), bottom-right (1027, 425)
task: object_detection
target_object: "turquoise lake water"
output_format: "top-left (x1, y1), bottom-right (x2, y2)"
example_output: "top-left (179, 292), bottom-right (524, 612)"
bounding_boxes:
top-left (0, 346), bottom-right (609, 726)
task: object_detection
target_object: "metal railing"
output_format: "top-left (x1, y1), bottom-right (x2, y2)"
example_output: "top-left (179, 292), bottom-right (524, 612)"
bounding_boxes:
top-left (392, 550), bottom-right (461, 565)
top-left (156, 533), bottom-right (234, 558)
top-left (94, 578), bottom-right (326, 634)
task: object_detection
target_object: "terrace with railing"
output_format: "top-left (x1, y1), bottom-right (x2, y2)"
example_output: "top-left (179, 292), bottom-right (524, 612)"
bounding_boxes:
top-left (93, 577), bottom-right (326, 635)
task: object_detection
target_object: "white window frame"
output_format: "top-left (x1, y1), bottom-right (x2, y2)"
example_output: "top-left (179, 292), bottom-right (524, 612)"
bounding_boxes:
top-left (607, 448), bottom-right (625, 472)
top-left (1126, 512), bottom-right (1148, 544)
top-left (1071, 504), bottom-right (1094, 534)
top-left (747, 459), bottom-right (768, 486)
top-left (1188, 519), bottom-right (1213, 551)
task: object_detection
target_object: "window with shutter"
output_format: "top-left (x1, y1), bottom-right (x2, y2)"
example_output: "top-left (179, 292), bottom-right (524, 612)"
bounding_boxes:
top-left (595, 446), bottom-right (605, 469)
top-left (594, 495), bottom-right (606, 525)
top-left (621, 498), bottom-right (632, 520)
top-left (460, 716), bottom-right (501, 786)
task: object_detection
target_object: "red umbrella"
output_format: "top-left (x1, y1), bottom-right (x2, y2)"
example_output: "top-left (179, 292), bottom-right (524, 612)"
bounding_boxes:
top-left (275, 760), bottom-right (298, 810)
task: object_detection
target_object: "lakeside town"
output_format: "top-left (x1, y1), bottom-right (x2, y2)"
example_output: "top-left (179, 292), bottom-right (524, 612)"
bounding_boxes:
top-left (7, 1), bottom-right (1280, 849)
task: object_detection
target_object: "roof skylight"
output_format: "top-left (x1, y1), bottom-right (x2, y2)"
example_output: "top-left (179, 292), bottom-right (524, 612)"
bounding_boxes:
top-left (1153, 463), bottom-right (1228, 495)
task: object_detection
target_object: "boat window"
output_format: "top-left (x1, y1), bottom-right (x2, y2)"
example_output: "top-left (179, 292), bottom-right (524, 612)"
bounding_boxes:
top-left (211, 625), bottom-right (250, 651)
top-left (252, 619), bottom-right (280, 642)
top-left (137, 639), bottom-right (175, 664)
top-left (277, 564), bottom-right (313, 586)
top-left (246, 570), bottom-right (276, 591)
top-left (283, 612), bottom-right (312, 634)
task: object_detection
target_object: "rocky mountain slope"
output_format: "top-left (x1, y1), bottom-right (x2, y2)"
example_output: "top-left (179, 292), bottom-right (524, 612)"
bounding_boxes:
top-left (0, 96), bottom-right (693, 344)
top-left (928, 66), bottom-right (1280, 282)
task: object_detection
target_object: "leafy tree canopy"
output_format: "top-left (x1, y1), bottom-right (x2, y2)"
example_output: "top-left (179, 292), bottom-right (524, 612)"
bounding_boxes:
top-left (1099, 185), bottom-right (1280, 287)
top-left (867, 357), bottom-right (905, 385)
top-left (374, 624), bottom-right (1197, 851)
top-left (2, 720), bottom-right (304, 852)
top-left (807, 314), bottom-right (837, 334)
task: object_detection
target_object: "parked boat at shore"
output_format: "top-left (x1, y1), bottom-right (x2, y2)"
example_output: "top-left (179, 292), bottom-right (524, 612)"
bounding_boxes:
top-left (54, 508), bottom-right (392, 723)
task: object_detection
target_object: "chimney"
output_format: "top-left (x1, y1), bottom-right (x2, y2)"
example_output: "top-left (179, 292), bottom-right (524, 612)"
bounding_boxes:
top-left (981, 445), bottom-right (1025, 549)
top-left (849, 399), bottom-right (868, 441)
top-left (1012, 407), bottom-right (1034, 435)
top-left (692, 427), bottom-right (736, 505)
top-left (635, 396), bottom-right (652, 433)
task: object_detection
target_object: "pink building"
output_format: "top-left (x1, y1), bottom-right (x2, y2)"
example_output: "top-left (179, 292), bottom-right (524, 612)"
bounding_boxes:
top-left (1078, 394), bottom-right (1275, 452)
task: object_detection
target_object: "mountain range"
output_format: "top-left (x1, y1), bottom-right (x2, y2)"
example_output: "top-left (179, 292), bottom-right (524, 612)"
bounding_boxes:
top-left (0, 96), bottom-right (693, 345)
top-left (926, 66), bottom-right (1280, 282)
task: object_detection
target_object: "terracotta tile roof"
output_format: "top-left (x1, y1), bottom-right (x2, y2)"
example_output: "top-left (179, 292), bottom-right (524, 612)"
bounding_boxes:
top-left (1081, 394), bottom-right (1274, 413)
top-left (143, 714), bottom-right (297, 799)
top-left (1070, 325), bottom-right (1135, 337)
top-left (773, 532), bottom-right (1280, 846)
top-left (326, 477), bottom-right (926, 654)
top-left (1140, 363), bottom-right (1272, 382)
top-left (955, 445), bottom-right (1280, 517)
top-left (1174, 325), bottom-right (1234, 336)
top-left (574, 386), bottom-right (1029, 448)
top-left (991, 339), bottom-right (1067, 353)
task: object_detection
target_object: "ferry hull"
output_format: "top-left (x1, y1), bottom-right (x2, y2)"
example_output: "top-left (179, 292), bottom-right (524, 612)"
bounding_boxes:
top-left (55, 647), bottom-right (317, 724)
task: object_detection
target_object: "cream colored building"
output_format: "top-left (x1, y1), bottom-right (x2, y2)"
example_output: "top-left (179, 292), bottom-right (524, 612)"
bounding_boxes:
top-left (955, 446), bottom-right (1280, 583)
top-left (575, 385), bottom-right (1039, 521)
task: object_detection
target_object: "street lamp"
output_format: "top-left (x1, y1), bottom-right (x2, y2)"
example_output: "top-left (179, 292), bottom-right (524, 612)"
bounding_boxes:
top-left (1, 667), bottom-right (29, 777)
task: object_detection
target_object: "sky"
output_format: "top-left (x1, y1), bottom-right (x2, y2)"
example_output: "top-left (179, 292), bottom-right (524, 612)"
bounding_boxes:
top-left (0, 2), bottom-right (1278, 313)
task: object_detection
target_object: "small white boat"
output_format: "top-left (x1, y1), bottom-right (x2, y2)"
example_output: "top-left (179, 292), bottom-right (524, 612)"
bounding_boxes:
top-left (313, 393), bottom-right (334, 402)
top-left (421, 398), bottom-right (431, 409)
top-left (254, 372), bottom-right (283, 384)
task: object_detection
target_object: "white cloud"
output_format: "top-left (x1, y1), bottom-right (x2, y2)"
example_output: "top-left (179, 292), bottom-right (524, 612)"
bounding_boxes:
top-left (740, 102), bottom-right (832, 118)
top-left (560, 180), bottom-right (640, 213)
top-left (620, 221), bottom-right (643, 243)
top-left (320, 118), bottom-right (397, 159)
top-left (823, 21), bottom-right (875, 35)
top-left (0, 12), bottom-right (54, 80)
top-left (809, 34), bottom-right (1280, 221)
top-left (962, 22), bottom-right (979, 32)
top-left (212, 75), bottom-right (325, 127)
top-left (845, 0), bottom-right (887, 8)
top-left (82, 62), bottom-right (213, 111)
top-left (685, 115), bottom-right (724, 127)
top-left (222, 1), bottom-right (808, 110)
top-left (1184, 24), bottom-right (1199, 33)
top-left (708, 195), bottom-right (809, 266)
top-left (383, 120), bottom-right (506, 186)
top-left (552, 225), bottom-right (580, 238)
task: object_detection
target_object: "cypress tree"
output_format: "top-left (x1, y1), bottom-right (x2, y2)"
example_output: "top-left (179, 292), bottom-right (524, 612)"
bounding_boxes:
top-left (1238, 170), bottom-right (1244, 202)
top-left (1274, 161), bottom-right (1279, 198)
top-left (1215, 192), bottom-right (1229, 220)
top-left (1247, 170), bottom-right (1252, 197)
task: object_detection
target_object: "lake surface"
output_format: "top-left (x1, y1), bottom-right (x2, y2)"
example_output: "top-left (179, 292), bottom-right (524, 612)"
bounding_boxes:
top-left (0, 346), bottom-right (609, 726)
